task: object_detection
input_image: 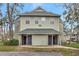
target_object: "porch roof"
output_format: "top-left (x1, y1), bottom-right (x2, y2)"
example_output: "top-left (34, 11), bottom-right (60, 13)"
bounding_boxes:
top-left (17, 28), bottom-right (60, 35)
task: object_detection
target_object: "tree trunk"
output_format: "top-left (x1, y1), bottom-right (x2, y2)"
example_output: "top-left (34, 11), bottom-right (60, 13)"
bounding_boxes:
top-left (3, 21), bottom-right (6, 40)
top-left (7, 3), bottom-right (13, 40)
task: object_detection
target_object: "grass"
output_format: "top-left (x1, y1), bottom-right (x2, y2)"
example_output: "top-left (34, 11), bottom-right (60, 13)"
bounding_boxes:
top-left (64, 42), bottom-right (79, 48)
top-left (0, 46), bottom-right (16, 51)
top-left (0, 46), bottom-right (78, 55)
top-left (0, 40), bottom-right (4, 46)
top-left (0, 40), bottom-right (79, 55)
top-left (20, 48), bottom-right (79, 56)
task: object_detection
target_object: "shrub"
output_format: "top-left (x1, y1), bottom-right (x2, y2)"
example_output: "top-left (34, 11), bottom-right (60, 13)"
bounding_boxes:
top-left (3, 39), bottom-right (19, 46)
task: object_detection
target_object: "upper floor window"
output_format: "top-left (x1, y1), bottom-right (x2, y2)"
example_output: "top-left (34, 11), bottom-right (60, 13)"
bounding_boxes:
top-left (50, 21), bottom-right (54, 24)
top-left (26, 20), bottom-right (30, 24)
top-left (35, 20), bottom-right (38, 24)
top-left (41, 17), bottom-right (46, 21)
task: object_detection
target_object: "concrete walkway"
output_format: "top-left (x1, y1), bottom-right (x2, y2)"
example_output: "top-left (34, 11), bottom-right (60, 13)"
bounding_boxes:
top-left (21, 45), bottom-right (79, 50)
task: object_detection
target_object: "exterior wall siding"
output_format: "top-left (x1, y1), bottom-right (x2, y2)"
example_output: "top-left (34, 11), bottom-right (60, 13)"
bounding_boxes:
top-left (32, 35), bottom-right (48, 45)
top-left (20, 17), bottom-right (60, 32)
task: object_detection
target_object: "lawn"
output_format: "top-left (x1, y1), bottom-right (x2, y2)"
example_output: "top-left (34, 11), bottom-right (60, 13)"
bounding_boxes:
top-left (0, 46), bottom-right (16, 51)
top-left (0, 40), bottom-right (3, 46)
top-left (0, 40), bottom-right (79, 55)
top-left (64, 42), bottom-right (79, 48)
top-left (18, 47), bottom-right (79, 56)
top-left (0, 46), bottom-right (78, 55)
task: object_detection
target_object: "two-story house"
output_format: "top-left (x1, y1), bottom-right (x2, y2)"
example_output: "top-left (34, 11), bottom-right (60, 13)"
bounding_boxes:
top-left (15, 7), bottom-right (65, 46)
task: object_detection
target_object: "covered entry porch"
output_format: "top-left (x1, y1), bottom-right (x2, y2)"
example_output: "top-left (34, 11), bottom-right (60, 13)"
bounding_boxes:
top-left (20, 34), bottom-right (61, 45)
top-left (18, 29), bottom-right (61, 45)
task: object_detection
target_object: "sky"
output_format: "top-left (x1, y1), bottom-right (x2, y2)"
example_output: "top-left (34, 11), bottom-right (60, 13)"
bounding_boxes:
top-left (22, 3), bottom-right (65, 15)
top-left (1, 3), bottom-right (65, 17)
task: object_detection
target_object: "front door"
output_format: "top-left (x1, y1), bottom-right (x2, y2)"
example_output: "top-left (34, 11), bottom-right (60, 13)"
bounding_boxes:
top-left (28, 35), bottom-right (32, 45)
top-left (22, 35), bottom-right (26, 45)
top-left (22, 35), bottom-right (32, 45)
top-left (53, 35), bottom-right (58, 45)
top-left (48, 35), bottom-right (52, 45)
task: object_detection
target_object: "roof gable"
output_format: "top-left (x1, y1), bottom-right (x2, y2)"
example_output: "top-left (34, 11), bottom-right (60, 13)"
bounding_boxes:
top-left (18, 7), bottom-right (60, 17)
top-left (32, 7), bottom-right (46, 12)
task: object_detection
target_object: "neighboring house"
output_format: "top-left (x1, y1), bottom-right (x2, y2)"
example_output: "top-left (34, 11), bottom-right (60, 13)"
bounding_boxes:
top-left (64, 26), bottom-right (79, 42)
top-left (72, 25), bottom-right (79, 42)
top-left (15, 7), bottom-right (65, 45)
top-left (64, 31), bottom-right (77, 42)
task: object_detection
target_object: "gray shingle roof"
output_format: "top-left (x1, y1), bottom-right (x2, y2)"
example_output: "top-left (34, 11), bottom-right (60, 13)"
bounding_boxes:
top-left (17, 28), bottom-right (60, 34)
top-left (18, 7), bottom-right (60, 17)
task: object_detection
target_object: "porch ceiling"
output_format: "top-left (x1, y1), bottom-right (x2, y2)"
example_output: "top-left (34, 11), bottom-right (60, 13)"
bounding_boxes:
top-left (17, 28), bottom-right (60, 35)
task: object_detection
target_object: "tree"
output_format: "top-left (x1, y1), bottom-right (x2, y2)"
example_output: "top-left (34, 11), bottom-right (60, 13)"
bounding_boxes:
top-left (63, 3), bottom-right (79, 43)
top-left (6, 3), bottom-right (24, 40)
top-left (0, 3), bottom-right (24, 40)
top-left (0, 6), bottom-right (3, 40)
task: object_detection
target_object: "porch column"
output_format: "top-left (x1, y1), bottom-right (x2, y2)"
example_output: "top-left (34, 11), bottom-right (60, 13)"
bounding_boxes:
top-left (52, 35), bottom-right (53, 45)
top-left (26, 35), bottom-right (28, 45)
top-left (58, 35), bottom-right (61, 45)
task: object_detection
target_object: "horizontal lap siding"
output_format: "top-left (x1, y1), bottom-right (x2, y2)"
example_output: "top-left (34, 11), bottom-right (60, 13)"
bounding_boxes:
top-left (32, 35), bottom-right (48, 45)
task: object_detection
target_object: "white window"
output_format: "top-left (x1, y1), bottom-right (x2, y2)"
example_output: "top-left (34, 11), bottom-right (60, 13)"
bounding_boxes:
top-left (41, 17), bottom-right (46, 21)
top-left (26, 20), bottom-right (30, 24)
top-left (35, 20), bottom-right (38, 24)
top-left (50, 21), bottom-right (54, 24)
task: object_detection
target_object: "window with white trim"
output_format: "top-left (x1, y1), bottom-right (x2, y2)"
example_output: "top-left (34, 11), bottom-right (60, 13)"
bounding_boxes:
top-left (50, 21), bottom-right (54, 24)
top-left (35, 20), bottom-right (38, 24)
top-left (26, 20), bottom-right (30, 24)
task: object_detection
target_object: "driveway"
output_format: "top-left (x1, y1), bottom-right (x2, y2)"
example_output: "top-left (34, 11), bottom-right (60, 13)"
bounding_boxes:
top-left (0, 52), bottom-right (63, 56)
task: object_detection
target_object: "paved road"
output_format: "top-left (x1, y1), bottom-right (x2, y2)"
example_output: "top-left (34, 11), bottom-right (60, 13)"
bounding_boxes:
top-left (0, 52), bottom-right (63, 56)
